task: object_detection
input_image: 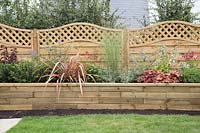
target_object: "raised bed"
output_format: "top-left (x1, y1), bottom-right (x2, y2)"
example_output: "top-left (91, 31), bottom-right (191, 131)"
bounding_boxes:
top-left (0, 83), bottom-right (200, 111)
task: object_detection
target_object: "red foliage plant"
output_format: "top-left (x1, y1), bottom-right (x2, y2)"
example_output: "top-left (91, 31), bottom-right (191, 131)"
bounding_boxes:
top-left (0, 45), bottom-right (17, 64)
top-left (137, 70), bottom-right (180, 83)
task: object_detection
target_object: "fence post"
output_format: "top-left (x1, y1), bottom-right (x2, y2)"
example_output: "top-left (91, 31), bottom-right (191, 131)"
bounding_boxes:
top-left (32, 29), bottom-right (39, 56)
top-left (122, 29), bottom-right (129, 72)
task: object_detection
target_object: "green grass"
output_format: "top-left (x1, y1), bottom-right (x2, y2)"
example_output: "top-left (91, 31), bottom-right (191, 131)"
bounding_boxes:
top-left (8, 114), bottom-right (200, 133)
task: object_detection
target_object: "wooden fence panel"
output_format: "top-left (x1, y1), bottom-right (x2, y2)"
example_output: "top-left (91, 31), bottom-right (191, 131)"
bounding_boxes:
top-left (37, 23), bottom-right (123, 66)
top-left (128, 21), bottom-right (200, 69)
top-left (0, 21), bottom-right (200, 69)
top-left (0, 24), bottom-right (34, 60)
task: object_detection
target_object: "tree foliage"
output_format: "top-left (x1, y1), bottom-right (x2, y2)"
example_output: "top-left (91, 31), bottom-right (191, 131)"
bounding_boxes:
top-left (0, 0), bottom-right (119, 29)
top-left (152, 0), bottom-right (196, 23)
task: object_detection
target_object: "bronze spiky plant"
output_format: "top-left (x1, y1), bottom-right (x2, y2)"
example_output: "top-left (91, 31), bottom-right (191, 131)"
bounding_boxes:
top-left (46, 53), bottom-right (95, 98)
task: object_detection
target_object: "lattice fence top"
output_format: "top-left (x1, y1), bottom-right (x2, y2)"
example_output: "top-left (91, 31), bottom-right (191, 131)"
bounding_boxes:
top-left (38, 23), bottom-right (123, 46)
top-left (129, 21), bottom-right (200, 47)
top-left (0, 24), bottom-right (33, 47)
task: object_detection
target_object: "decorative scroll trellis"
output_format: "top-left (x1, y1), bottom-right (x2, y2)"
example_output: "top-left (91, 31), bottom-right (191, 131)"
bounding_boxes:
top-left (0, 21), bottom-right (200, 68)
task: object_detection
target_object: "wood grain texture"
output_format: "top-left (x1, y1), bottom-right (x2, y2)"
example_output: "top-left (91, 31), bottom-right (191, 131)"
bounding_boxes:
top-left (0, 83), bottom-right (199, 110)
top-left (1, 21), bottom-right (199, 67)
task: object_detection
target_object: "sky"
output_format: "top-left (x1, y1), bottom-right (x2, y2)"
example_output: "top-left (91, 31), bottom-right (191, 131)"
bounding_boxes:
top-left (192, 0), bottom-right (200, 13)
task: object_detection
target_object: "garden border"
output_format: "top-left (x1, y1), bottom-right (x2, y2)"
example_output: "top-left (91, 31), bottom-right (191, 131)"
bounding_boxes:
top-left (0, 83), bottom-right (199, 111)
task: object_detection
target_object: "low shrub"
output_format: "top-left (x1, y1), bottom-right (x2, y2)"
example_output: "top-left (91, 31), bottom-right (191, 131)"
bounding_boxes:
top-left (114, 68), bottom-right (146, 83)
top-left (137, 70), bottom-right (180, 83)
top-left (86, 64), bottom-right (122, 83)
top-left (179, 51), bottom-right (200, 83)
top-left (0, 60), bottom-right (47, 83)
top-left (86, 61), bottom-right (148, 83)
top-left (86, 64), bottom-right (105, 82)
top-left (180, 66), bottom-right (200, 83)
top-left (10, 61), bottom-right (47, 83)
top-left (0, 63), bottom-right (14, 83)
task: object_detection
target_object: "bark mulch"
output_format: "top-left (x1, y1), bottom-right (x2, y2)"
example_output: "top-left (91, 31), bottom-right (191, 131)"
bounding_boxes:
top-left (0, 109), bottom-right (200, 119)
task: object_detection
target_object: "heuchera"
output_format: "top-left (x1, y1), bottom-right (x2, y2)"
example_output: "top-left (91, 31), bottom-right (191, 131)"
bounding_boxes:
top-left (137, 70), bottom-right (180, 83)
top-left (0, 45), bottom-right (17, 64)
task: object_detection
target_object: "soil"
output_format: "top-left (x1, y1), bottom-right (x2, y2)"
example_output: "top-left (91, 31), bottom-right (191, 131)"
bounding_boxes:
top-left (0, 109), bottom-right (200, 119)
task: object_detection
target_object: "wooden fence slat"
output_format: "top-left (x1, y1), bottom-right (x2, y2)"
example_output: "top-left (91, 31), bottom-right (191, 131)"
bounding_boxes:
top-left (32, 29), bottom-right (39, 56)
top-left (122, 29), bottom-right (129, 71)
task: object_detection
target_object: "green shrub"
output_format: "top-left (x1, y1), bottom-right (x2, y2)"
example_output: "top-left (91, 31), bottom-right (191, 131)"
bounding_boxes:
top-left (86, 64), bottom-right (122, 83)
top-left (99, 69), bottom-right (120, 83)
top-left (9, 61), bottom-right (47, 83)
top-left (128, 50), bottom-right (153, 83)
top-left (179, 50), bottom-right (200, 83)
top-left (180, 65), bottom-right (200, 83)
top-left (0, 63), bottom-right (14, 83)
top-left (115, 68), bottom-right (147, 83)
top-left (86, 63), bottom-right (146, 83)
top-left (86, 64), bottom-right (105, 82)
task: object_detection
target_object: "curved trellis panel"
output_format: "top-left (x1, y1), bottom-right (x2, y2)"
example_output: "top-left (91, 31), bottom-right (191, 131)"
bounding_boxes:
top-left (37, 23), bottom-right (123, 66)
top-left (129, 21), bottom-right (200, 46)
top-left (38, 23), bottom-right (122, 46)
top-left (0, 24), bottom-right (33, 47)
top-left (128, 21), bottom-right (200, 69)
top-left (0, 24), bottom-right (34, 60)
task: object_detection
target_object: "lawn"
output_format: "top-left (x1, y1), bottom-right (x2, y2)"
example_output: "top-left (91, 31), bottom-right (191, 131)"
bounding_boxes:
top-left (8, 114), bottom-right (200, 133)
